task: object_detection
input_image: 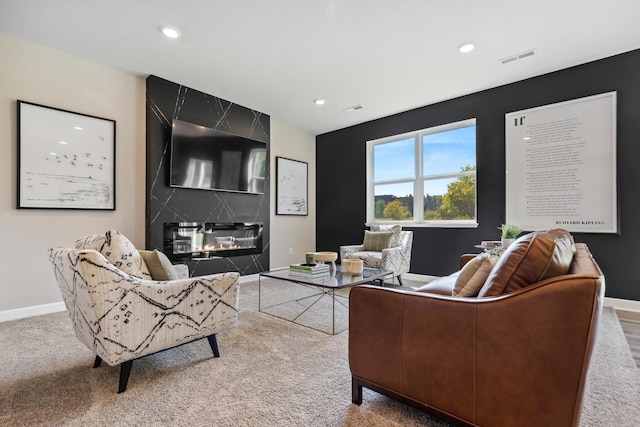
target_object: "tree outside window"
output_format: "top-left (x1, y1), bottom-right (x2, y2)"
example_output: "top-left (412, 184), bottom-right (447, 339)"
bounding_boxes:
top-left (368, 119), bottom-right (477, 226)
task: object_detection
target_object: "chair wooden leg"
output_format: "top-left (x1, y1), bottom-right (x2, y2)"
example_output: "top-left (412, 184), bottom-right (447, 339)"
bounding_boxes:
top-left (93, 355), bottom-right (103, 368)
top-left (207, 334), bottom-right (220, 357)
top-left (118, 360), bottom-right (134, 393)
top-left (352, 377), bottom-right (363, 404)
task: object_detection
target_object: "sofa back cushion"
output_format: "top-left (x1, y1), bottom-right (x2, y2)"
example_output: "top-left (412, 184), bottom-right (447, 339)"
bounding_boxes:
top-left (477, 229), bottom-right (575, 297)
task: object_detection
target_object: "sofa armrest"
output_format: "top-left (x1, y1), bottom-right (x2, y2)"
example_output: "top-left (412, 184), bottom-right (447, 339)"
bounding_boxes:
top-left (460, 254), bottom-right (478, 269)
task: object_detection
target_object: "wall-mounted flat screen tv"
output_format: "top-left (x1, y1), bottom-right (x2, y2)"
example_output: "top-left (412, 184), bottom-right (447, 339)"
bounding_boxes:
top-left (169, 119), bottom-right (267, 194)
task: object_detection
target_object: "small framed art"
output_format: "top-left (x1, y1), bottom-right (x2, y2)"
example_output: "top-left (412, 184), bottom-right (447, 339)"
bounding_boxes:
top-left (276, 156), bottom-right (308, 215)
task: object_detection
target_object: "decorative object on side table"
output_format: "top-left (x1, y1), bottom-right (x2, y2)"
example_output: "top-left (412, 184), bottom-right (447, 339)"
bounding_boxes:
top-left (498, 223), bottom-right (523, 248)
top-left (314, 251), bottom-right (338, 271)
top-left (342, 259), bottom-right (364, 275)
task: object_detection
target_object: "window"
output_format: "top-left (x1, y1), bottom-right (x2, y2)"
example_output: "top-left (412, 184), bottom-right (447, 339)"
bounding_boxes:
top-left (367, 119), bottom-right (477, 227)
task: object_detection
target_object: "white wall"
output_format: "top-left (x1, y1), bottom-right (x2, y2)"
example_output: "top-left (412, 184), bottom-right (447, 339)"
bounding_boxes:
top-left (0, 33), bottom-right (146, 318)
top-left (269, 121), bottom-right (316, 269)
top-left (0, 32), bottom-right (317, 320)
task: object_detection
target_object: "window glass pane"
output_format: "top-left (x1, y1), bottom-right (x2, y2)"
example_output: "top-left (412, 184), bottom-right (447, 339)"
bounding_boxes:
top-left (374, 138), bottom-right (415, 181)
top-left (374, 182), bottom-right (414, 221)
top-left (422, 125), bottom-right (476, 176)
top-left (423, 175), bottom-right (476, 220)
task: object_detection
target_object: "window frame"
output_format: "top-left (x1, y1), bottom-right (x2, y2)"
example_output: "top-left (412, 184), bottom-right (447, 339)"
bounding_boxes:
top-left (366, 118), bottom-right (478, 228)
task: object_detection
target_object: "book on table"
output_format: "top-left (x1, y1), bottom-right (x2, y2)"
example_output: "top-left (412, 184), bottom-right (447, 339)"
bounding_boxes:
top-left (289, 263), bottom-right (331, 277)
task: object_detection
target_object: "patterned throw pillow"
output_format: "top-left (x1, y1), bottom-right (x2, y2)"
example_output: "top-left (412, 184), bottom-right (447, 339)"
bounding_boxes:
top-left (75, 230), bottom-right (151, 280)
top-left (370, 224), bottom-right (402, 247)
top-left (453, 253), bottom-right (498, 297)
top-left (362, 230), bottom-right (393, 252)
top-left (139, 250), bottom-right (178, 281)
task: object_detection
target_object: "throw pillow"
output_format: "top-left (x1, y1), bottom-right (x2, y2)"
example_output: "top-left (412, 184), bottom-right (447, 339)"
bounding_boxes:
top-left (453, 253), bottom-right (498, 297)
top-left (139, 250), bottom-right (179, 281)
top-left (362, 230), bottom-right (393, 252)
top-left (370, 224), bottom-right (402, 247)
top-left (77, 230), bottom-right (152, 280)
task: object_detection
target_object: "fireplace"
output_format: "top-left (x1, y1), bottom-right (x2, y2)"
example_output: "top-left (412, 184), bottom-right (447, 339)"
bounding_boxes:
top-left (164, 222), bottom-right (263, 260)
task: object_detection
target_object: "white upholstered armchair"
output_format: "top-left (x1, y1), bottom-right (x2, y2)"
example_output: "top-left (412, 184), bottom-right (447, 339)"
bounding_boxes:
top-left (49, 230), bottom-right (239, 393)
top-left (340, 227), bottom-right (413, 286)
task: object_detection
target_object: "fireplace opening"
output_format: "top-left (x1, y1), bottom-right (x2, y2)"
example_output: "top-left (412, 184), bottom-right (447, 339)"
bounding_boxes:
top-left (164, 222), bottom-right (263, 260)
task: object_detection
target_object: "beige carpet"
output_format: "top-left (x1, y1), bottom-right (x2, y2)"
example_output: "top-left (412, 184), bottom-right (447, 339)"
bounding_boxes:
top-left (1, 279), bottom-right (639, 426)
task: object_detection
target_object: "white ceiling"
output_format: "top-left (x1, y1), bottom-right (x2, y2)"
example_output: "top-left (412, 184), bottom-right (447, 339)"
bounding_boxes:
top-left (1, 0), bottom-right (639, 135)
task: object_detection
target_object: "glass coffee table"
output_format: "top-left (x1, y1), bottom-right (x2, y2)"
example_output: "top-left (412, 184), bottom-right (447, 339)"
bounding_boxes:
top-left (258, 266), bottom-right (392, 335)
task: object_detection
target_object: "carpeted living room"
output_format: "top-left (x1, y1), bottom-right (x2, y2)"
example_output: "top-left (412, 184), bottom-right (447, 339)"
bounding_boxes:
top-left (2, 276), bottom-right (640, 426)
top-left (2, 2), bottom-right (640, 427)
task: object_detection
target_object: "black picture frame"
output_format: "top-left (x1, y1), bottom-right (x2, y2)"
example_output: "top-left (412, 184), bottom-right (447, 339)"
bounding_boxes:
top-left (276, 156), bottom-right (308, 216)
top-left (17, 100), bottom-right (116, 210)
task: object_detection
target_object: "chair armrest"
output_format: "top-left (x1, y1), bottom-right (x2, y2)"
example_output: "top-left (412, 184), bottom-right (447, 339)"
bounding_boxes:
top-left (381, 244), bottom-right (411, 274)
top-left (340, 244), bottom-right (364, 261)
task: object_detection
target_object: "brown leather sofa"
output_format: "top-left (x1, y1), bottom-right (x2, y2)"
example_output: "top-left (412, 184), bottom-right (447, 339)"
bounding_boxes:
top-left (349, 229), bottom-right (604, 427)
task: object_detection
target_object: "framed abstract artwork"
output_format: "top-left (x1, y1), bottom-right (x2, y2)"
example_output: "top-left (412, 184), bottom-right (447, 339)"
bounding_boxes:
top-left (276, 156), bottom-right (307, 215)
top-left (17, 100), bottom-right (116, 210)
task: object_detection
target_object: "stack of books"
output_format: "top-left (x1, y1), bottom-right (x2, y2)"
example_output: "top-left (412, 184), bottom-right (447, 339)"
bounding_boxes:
top-left (289, 263), bottom-right (331, 279)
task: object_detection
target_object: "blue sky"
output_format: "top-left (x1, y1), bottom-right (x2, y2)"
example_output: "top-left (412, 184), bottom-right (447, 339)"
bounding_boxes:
top-left (373, 125), bottom-right (475, 197)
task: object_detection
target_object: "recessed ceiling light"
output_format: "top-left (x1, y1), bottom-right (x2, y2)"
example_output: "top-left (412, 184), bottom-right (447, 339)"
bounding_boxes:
top-left (59, 141), bottom-right (68, 145)
top-left (314, 99), bottom-right (326, 106)
top-left (160, 25), bottom-right (181, 39)
top-left (458, 42), bottom-right (475, 53)
top-left (73, 126), bottom-right (83, 130)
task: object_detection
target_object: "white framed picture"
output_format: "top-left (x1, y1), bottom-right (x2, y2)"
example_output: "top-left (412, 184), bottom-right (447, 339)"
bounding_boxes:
top-left (17, 100), bottom-right (116, 210)
top-left (276, 156), bottom-right (307, 216)
top-left (505, 92), bottom-right (616, 233)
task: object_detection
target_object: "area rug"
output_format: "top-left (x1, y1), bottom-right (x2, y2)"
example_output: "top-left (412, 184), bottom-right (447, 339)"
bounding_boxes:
top-left (0, 279), bottom-right (639, 426)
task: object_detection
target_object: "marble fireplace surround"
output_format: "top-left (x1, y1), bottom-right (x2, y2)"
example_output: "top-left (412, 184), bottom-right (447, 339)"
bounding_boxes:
top-left (145, 75), bottom-right (270, 277)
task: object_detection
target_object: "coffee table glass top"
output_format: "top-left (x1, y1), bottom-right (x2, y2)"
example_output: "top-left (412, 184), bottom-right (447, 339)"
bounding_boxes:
top-left (259, 266), bottom-right (392, 288)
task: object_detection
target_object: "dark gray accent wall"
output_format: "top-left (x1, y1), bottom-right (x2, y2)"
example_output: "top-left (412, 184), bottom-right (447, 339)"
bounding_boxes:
top-left (145, 75), bottom-right (270, 276)
top-left (317, 49), bottom-right (640, 301)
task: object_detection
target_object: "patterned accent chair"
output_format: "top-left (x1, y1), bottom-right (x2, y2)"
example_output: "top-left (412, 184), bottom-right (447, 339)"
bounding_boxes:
top-left (340, 227), bottom-right (413, 286)
top-left (49, 230), bottom-right (239, 393)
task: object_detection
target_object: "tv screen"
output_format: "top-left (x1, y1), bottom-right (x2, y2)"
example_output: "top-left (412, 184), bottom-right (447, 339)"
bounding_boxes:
top-left (169, 119), bottom-right (267, 194)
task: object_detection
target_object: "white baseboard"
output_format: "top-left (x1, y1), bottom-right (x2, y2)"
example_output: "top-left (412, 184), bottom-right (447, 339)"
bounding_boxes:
top-left (604, 297), bottom-right (640, 313)
top-left (0, 301), bottom-right (66, 323)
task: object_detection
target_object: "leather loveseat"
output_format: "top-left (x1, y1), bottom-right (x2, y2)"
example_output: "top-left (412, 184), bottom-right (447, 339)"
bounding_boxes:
top-left (349, 229), bottom-right (604, 427)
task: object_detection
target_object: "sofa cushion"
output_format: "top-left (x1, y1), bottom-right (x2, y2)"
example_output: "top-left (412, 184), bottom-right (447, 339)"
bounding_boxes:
top-left (370, 224), bottom-right (402, 247)
top-left (415, 272), bottom-right (459, 295)
top-left (477, 229), bottom-right (575, 297)
top-left (75, 230), bottom-right (152, 280)
top-left (453, 253), bottom-right (498, 297)
top-left (139, 249), bottom-right (178, 281)
top-left (362, 230), bottom-right (393, 252)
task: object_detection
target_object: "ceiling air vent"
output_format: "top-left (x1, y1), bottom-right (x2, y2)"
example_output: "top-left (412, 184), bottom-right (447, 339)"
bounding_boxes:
top-left (343, 104), bottom-right (363, 112)
top-left (500, 49), bottom-right (536, 65)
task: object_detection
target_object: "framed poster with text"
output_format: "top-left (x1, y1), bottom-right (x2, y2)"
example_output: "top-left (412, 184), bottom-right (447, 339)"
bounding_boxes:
top-left (505, 92), bottom-right (617, 233)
